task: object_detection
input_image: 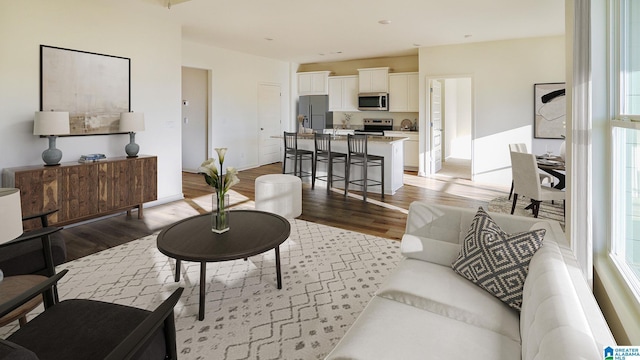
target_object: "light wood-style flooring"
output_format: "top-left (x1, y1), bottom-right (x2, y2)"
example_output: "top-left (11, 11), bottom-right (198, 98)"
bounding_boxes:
top-left (55, 162), bottom-right (508, 262)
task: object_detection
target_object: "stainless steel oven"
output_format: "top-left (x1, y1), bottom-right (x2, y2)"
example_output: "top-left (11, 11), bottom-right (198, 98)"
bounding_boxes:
top-left (354, 119), bottom-right (393, 136)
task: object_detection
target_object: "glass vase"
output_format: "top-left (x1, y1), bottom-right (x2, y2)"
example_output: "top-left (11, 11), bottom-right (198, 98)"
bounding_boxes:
top-left (212, 192), bottom-right (230, 233)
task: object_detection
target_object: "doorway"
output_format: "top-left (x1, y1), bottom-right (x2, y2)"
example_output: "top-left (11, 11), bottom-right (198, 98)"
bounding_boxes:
top-left (258, 83), bottom-right (282, 165)
top-left (181, 67), bottom-right (209, 172)
top-left (427, 76), bottom-right (473, 180)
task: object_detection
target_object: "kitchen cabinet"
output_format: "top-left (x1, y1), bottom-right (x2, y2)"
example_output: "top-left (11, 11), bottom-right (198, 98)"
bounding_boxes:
top-left (297, 71), bottom-right (331, 95)
top-left (328, 76), bottom-right (359, 111)
top-left (2, 156), bottom-right (157, 229)
top-left (358, 67), bottom-right (389, 93)
top-left (385, 131), bottom-right (419, 170)
top-left (389, 72), bottom-right (419, 112)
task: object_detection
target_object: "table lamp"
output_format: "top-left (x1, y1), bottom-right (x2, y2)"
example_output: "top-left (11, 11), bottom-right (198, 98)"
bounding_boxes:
top-left (0, 188), bottom-right (23, 282)
top-left (33, 111), bottom-right (70, 166)
top-left (119, 112), bottom-right (145, 158)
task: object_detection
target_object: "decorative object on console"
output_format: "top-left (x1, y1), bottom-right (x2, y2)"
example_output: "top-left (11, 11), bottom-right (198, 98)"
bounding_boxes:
top-left (451, 207), bottom-right (545, 311)
top-left (119, 112), bottom-right (145, 158)
top-left (33, 110), bottom-right (70, 166)
top-left (0, 188), bottom-right (23, 281)
top-left (198, 148), bottom-right (240, 233)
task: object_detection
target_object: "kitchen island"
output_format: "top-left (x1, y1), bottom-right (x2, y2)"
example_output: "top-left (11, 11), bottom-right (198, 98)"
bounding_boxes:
top-left (281, 134), bottom-right (408, 195)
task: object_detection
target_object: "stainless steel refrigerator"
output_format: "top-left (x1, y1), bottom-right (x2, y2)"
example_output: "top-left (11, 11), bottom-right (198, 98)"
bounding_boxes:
top-left (298, 95), bottom-right (333, 131)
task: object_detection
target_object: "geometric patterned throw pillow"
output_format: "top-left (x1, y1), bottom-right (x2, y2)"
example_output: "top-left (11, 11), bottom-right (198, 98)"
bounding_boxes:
top-left (451, 207), bottom-right (545, 311)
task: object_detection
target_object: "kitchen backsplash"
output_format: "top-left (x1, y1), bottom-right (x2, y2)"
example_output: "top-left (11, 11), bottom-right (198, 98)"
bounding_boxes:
top-left (333, 111), bottom-right (418, 130)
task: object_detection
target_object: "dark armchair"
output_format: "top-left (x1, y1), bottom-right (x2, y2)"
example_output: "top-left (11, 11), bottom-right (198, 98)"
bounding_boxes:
top-left (0, 270), bottom-right (183, 360)
top-left (0, 209), bottom-right (66, 278)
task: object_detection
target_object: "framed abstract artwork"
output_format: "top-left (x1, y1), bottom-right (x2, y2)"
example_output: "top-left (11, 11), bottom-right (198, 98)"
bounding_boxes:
top-left (40, 45), bottom-right (131, 136)
top-left (534, 82), bottom-right (566, 139)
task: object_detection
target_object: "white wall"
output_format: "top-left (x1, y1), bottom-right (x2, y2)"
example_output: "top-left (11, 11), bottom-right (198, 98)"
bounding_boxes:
top-left (0, 0), bottom-right (183, 202)
top-left (182, 40), bottom-right (292, 171)
top-left (444, 78), bottom-right (472, 160)
top-left (419, 36), bottom-right (565, 185)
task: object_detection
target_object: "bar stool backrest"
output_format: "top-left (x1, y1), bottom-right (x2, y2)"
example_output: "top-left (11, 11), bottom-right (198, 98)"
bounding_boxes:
top-left (284, 132), bottom-right (298, 153)
top-left (348, 134), bottom-right (368, 157)
top-left (314, 133), bottom-right (332, 154)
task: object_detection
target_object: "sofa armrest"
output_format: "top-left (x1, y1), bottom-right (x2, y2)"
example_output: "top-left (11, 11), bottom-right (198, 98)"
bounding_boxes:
top-left (401, 234), bottom-right (460, 266)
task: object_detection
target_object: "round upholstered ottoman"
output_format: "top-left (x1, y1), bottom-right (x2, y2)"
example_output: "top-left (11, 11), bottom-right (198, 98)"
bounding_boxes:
top-left (255, 174), bottom-right (302, 218)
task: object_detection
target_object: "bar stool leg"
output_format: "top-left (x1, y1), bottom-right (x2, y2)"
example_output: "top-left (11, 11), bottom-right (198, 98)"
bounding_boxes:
top-left (381, 158), bottom-right (385, 200)
top-left (363, 157), bottom-right (368, 201)
top-left (312, 154), bottom-right (317, 189)
top-left (345, 156), bottom-right (350, 196)
top-left (327, 154), bottom-right (332, 194)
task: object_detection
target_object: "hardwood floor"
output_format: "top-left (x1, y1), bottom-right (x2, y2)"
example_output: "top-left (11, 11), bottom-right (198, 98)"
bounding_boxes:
top-left (55, 162), bottom-right (509, 262)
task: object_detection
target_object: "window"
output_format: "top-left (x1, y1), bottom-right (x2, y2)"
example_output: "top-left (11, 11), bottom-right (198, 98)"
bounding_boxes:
top-left (611, 0), bottom-right (640, 296)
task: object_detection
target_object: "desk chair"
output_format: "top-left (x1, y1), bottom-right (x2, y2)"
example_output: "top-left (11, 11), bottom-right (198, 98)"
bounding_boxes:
top-left (345, 134), bottom-right (384, 201)
top-left (510, 151), bottom-right (565, 218)
top-left (283, 132), bottom-right (314, 179)
top-left (312, 133), bottom-right (347, 195)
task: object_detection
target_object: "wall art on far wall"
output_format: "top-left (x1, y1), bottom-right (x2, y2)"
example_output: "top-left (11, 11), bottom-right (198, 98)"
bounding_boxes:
top-left (534, 82), bottom-right (566, 139)
top-left (40, 45), bottom-right (131, 136)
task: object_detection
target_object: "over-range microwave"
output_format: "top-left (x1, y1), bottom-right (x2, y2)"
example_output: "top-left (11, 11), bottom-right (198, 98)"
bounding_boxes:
top-left (358, 92), bottom-right (389, 111)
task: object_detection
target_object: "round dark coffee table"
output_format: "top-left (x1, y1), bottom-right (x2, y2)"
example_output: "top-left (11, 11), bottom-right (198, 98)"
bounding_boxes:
top-left (157, 210), bottom-right (291, 320)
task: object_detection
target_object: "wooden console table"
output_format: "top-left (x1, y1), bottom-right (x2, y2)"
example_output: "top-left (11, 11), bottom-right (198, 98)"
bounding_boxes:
top-left (2, 155), bottom-right (157, 230)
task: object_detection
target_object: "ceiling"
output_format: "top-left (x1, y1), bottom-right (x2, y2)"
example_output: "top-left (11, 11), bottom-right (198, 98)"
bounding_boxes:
top-left (155, 0), bottom-right (565, 64)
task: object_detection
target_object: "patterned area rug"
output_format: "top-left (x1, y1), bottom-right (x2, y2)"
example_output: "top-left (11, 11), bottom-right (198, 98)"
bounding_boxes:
top-left (0, 219), bottom-right (401, 360)
top-left (488, 196), bottom-right (565, 228)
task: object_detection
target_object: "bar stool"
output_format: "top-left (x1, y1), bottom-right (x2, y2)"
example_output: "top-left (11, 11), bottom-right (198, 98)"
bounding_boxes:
top-left (282, 131), bottom-right (314, 178)
top-left (312, 133), bottom-right (347, 195)
top-left (345, 134), bottom-right (384, 201)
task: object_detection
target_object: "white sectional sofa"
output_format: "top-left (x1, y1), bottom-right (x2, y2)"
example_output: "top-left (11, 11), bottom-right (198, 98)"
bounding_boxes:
top-left (326, 202), bottom-right (615, 360)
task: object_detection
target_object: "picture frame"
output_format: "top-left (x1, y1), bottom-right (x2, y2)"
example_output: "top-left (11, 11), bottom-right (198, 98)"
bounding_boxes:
top-left (40, 45), bottom-right (131, 136)
top-left (534, 82), bottom-right (566, 139)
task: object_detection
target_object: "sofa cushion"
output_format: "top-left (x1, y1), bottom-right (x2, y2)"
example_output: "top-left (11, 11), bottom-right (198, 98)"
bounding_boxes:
top-left (451, 207), bottom-right (545, 310)
top-left (400, 234), bottom-right (460, 266)
top-left (376, 258), bottom-right (520, 342)
top-left (520, 238), bottom-right (602, 360)
top-left (325, 296), bottom-right (522, 360)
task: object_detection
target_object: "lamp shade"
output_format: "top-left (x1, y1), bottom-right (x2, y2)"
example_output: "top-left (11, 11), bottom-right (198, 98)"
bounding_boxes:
top-left (33, 111), bottom-right (70, 136)
top-left (119, 112), bottom-right (145, 132)
top-left (0, 188), bottom-right (23, 244)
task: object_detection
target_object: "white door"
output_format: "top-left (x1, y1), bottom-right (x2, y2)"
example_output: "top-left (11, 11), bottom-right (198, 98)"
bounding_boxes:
top-left (258, 83), bottom-right (281, 165)
top-left (430, 80), bottom-right (443, 173)
top-left (181, 67), bottom-right (208, 172)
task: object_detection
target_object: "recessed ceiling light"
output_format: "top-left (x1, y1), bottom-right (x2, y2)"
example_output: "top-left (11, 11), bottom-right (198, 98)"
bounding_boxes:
top-left (412, 43), bottom-right (421, 47)
top-left (264, 37), bottom-right (274, 41)
top-left (378, 20), bottom-right (392, 25)
top-left (464, 34), bottom-right (472, 38)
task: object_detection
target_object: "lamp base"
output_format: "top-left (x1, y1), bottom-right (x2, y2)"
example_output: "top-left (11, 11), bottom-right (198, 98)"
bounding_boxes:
top-left (126, 155), bottom-right (139, 159)
top-left (42, 136), bottom-right (63, 166)
top-left (44, 163), bottom-right (62, 167)
top-left (124, 132), bottom-right (140, 157)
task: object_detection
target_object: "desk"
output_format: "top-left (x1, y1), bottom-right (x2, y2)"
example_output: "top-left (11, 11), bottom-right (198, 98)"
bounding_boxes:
top-left (157, 210), bottom-right (291, 320)
top-left (537, 156), bottom-right (565, 190)
top-left (0, 275), bottom-right (47, 327)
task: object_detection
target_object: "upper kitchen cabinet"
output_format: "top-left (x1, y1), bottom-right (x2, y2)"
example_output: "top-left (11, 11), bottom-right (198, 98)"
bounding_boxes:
top-left (358, 67), bottom-right (389, 93)
top-left (297, 71), bottom-right (331, 96)
top-left (389, 72), bottom-right (419, 112)
top-left (328, 75), bottom-right (359, 111)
